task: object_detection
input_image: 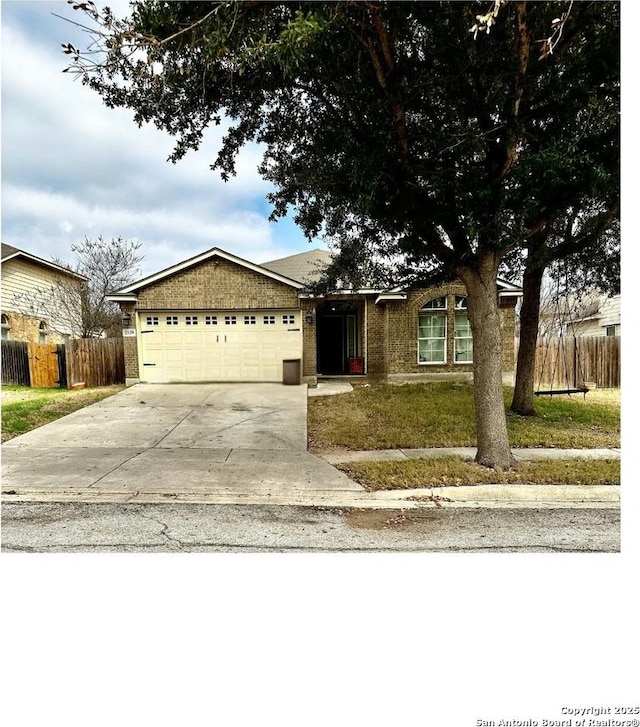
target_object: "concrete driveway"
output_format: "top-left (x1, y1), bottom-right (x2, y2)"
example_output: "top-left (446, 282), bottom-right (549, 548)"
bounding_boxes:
top-left (1, 383), bottom-right (362, 503)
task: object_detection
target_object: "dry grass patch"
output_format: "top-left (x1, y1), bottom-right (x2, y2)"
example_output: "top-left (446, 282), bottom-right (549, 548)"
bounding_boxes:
top-left (338, 457), bottom-right (620, 491)
top-left (308, 382), bottom-right (620, 450)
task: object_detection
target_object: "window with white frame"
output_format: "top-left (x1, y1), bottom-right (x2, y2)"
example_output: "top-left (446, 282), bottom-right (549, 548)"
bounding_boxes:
top-left (454, 296), bottom-right (473, 363)
top-left (205, 315), bottom-right (218, 325)
top-left (38, 321), bottom-right (47, 344)
top-left (185, 315), bottom-right (199, 325)
top-left (166, 316), bottom-right (179, 325)
top-left (282, 314), bottom-right (295, 325)
top-left (146, 316), bottom-right (159, 326)
top-left (244, 315), bottom-right (256, 325)
top-left (225, 316), bottom-right (237, 325)
top-left (418, 297), bottom-right (447, 364)
top-left (263, 315), bottom-right (275, 325)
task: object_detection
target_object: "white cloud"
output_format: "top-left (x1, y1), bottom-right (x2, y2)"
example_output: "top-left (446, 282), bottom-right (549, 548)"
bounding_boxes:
top-left (1, 2), bottom-right (319, 278)
top-left (3, 181), bottom-right (293, 274)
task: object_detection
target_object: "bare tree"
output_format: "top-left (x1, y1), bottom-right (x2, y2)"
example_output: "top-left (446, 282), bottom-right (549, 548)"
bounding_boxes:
top-left (12, 236), bottom-right (143, 338)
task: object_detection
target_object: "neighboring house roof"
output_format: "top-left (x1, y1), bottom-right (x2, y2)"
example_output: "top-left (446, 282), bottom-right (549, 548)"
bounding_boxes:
top-left (572, 293), bottom-right (621, 328)
top-left (261, 249), bottom-right (333, 285)
top-left (1, 243), bottom-right (88, 281)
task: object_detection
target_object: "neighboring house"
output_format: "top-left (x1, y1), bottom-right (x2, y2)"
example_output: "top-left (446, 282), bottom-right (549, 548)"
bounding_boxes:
top-left (1, 243), bottom-right (87, 344)
top-left (107, 246), bottom-right (522, 386)
top-left (572, 294), bottom-right (621, 337)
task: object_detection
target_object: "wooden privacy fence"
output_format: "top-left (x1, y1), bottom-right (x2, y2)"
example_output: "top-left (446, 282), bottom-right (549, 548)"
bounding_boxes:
top-left (516, 335), bottom-right (620, 389)
top-left (1, 340), bottom-right (31, 386)
top-left (1, 338), bottom-right (125, 388)
top-left (28, 343), bottom-right (64, 388)
top-left (65, 338), bottom-right (125, 387)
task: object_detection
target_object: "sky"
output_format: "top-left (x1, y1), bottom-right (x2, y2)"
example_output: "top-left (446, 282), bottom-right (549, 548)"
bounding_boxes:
top-left (1, 0), bottom-right (326, 279)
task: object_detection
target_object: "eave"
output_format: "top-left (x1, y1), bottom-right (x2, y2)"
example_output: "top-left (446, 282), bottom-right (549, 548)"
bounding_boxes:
top-left (1, 249), bottom-right (88, 281)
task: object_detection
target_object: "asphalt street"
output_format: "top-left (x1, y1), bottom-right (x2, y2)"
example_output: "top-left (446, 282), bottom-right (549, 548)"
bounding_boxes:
top-left (1, 502), bottom-right (621, 552)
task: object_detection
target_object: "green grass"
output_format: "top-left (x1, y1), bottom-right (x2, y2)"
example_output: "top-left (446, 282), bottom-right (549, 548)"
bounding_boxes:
top-left (1, 385), bottom-right (125, 442)
top-left (308, 382), bottom-right (620, 450)
top-left (338, 456), bottom-right (620, 491)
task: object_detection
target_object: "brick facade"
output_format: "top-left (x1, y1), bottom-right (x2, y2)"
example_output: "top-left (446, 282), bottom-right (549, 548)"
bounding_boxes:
top-left (304, 282), bottom-right (517, 384)
top-left (374, 283), bottom-right (516, 382)
top-left (136, 259), bottom-right (299, 310)
top-left (120, 302), bottom-right (139, 382)
top-left (115, 252), bottom-right (518, 385)
top-left (301, 300), bottom-right (317, 379)
top-left (122, 257), bottom-right (303, 383)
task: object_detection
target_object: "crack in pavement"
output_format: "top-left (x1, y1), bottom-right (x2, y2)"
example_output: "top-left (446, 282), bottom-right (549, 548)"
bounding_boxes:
top-left (87, 451), bottom-right (145, 488)
top-left (135, 511), bottom-right (185, 549)
top-left (150, 408), bottom-right (199, 448)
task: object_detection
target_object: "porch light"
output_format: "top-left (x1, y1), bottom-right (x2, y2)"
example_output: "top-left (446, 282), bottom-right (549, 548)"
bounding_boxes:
top-left (305, 311), bottom-right (314, 325)
top-left (122, 312), bottom-right (132, 326)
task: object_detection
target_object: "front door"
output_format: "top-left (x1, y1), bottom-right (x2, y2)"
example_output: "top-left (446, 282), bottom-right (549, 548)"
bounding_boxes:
top-left (317, 315), bottom-right (345, 373)
top-left (316, 301), bottom-right (358, 375)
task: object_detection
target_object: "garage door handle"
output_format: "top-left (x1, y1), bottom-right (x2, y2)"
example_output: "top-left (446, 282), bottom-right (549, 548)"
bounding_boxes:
top-left (142, 363), bottom-right (156, 366)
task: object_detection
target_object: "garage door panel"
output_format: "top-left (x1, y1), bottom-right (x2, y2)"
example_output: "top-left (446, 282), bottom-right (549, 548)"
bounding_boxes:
top-left (138, 310), bottom-right (302, 383)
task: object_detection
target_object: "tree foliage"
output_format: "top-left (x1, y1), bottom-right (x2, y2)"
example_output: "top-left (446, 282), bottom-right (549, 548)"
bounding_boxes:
top-left (63, 1), bottom-right (619, 467)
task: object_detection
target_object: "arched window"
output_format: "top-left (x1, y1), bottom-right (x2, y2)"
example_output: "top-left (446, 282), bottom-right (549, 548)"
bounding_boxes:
top-left (418, 297), bottom-right (447, 364)
top-left (1, 314), bottom-right (9, 341)
top-left (417, 294), bottom-right (473, 365)
top-left (454, 297), bottom-right (473, 363)
top-left (39, 321), bottom-right (47, 344)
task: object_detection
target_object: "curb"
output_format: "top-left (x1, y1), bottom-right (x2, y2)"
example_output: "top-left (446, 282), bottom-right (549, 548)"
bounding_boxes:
top-left (1, 484), bottom-right (620, 509)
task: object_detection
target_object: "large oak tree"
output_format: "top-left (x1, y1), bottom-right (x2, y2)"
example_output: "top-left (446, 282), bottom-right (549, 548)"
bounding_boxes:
top-left (64, 1), bottom-right (619, 469)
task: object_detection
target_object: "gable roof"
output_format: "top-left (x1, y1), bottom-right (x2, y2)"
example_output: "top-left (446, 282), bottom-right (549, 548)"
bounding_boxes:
top-left (261, 249), bottom-right (333, 285)
top-left (108, 246), bottom-right (306, 300)
top-left (107, 244), bottom-right (523, 302)
top-left (1, 243), bottom-right (87, 281)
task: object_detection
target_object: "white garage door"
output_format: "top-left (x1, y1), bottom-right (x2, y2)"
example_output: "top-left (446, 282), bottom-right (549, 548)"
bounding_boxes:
top-left (137, 310), bottom-right (303, 383)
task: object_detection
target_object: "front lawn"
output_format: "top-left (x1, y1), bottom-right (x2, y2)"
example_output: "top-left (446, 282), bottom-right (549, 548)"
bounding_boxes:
top-left (1, 385), bottom-right (125, 442)
top-left (339, 456), bottom-right (620, 491)
top-left (308, 382), bottom-right (620, 450)
top-left (309, 382), bottom-right (620, 489)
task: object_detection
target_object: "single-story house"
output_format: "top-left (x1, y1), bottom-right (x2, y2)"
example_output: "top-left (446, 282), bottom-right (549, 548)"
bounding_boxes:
top-left (1, 243), bottom-right (87, 344)
top-left (107, 246), bottom-right (522, 386)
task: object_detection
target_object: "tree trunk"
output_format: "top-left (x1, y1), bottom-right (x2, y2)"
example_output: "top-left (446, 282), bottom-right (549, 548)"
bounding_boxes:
top-left (511, 261), bottom-right (545, 415)
top-left (457, 254), bottom-right (515, 470)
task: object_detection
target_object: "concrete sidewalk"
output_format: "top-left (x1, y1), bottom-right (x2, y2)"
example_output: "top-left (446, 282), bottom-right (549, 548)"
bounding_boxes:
top-left (315, 446), bottom-right (621, 465)
top-left (300, 446), bottom-right (620, 509)
top-left (3, 445), bottom-right (620, 510)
